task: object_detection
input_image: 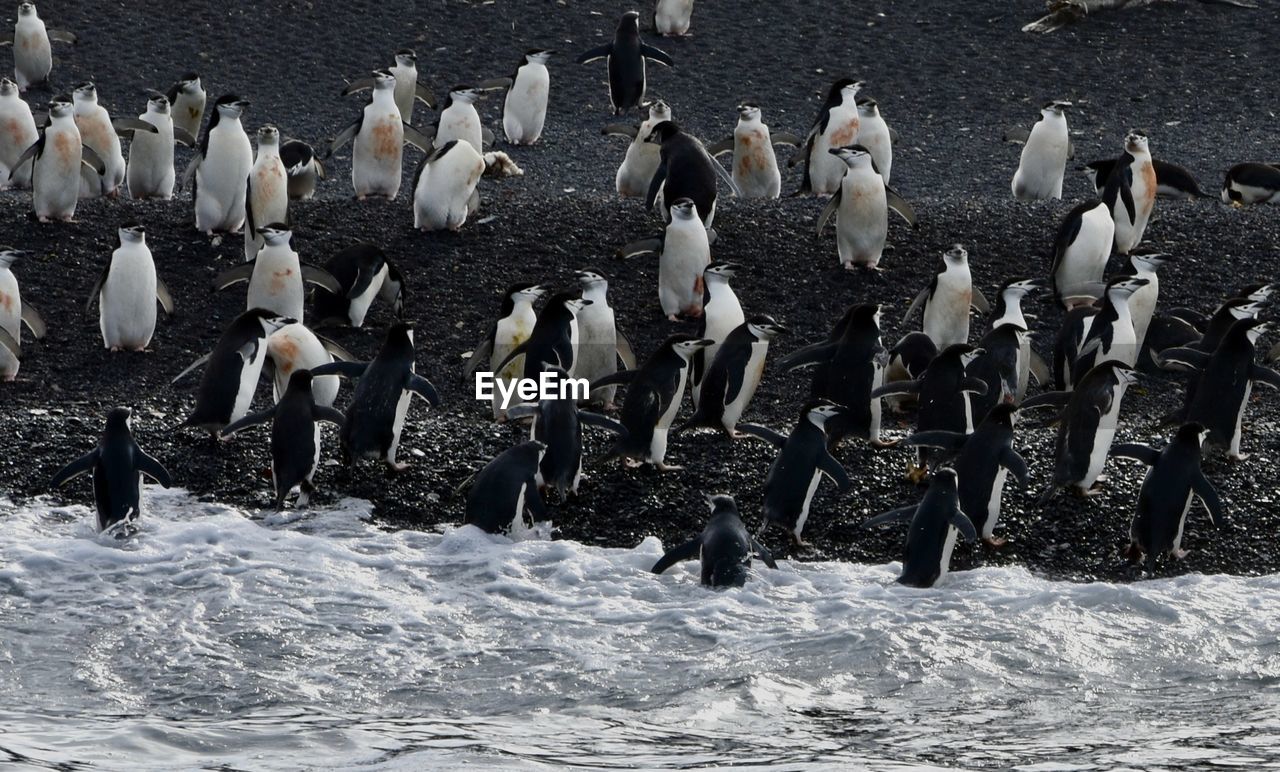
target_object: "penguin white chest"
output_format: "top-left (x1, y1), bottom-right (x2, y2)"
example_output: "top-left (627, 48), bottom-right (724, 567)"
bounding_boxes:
top-left (925, 270), bottom-right (972, 348)
top-left (836, 168), bottom-right (888, 267)
top-left (733, 124), bottom-right (779, 197)
top-left (100, 247), bottom-right (158, 351)
top-left (248, 249), bottom-right (304, 320)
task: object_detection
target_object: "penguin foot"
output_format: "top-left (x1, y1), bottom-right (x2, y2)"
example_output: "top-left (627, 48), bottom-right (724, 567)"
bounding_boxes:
top-left (667, 314), bottom-right (680, 322)
top-left (983, 536), bottom-right (1008, 548)
top-left (623, 458), bottom-right (643, 469)
top-left (1173, 548), bottom-right (1189, 560)
top-left (869, 437), bottom-right (898, 449)
top-left (656, 462), bottom-right (684, 472)
top-left (1228, 453), bottom-right (1250, 463)
top-left (385, 460), bottom-right (409, 474)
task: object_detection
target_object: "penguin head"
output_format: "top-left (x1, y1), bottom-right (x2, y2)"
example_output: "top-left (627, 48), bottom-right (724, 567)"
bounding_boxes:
top-left (259, 223), bottom-right (292, 247)
top-left (575, 268), bottom-right (609, 291)
top-left (746, 314), bottom-right (788, 340)
top-left (1238, 317), bottom-right (1273, 345)
top-left (1042, 100), bottom-right (1071, 117)
top-left (176, 73), bottom-right (202, 94)
top-left (118, 221), bottom-right (146, 244)
top-left (247, 308), bottom-right (297, 336)
top-left (17, 3), bottom-right (35, 18)
top-left (104, 407), bottom-right (133, 435)
top-left (803, 399), bottom-right (846, 427)
top-left (1100, 360), bottom-right (1140, 386)
top-left (1125, 131), bottom-right (1149, 154)
top-left (856, 97), bottom-right (880, 117)
top-left (562, 295), bottom-right (593, 315)
top-left (0, 246), bottom-right (27, 270)
top-left (646, 100), bottom-right (672, 121)
top-left (386, 322), bottom-right (417, 352)
top-left (828, 78), bottom-right (863, 104)
top-left (704, 261), bottom-right (740, 281)
top-left (704, 493), bottom-right (738, 517)
top-left (930, 467), bottom-right (959, 494)
top-left (372, 70), bottom-right (398, 90)
top-left (847, 302), bottom-right (883, 332)
top-left (394, 49), bottom-right (418, 68)
top-left (525, 49), bottom-right (555, 65)
top-left (1000, 277), bottom-right (1042, 298)
top-left (47, 95), bottom-right (72, 118)
top-left (669, 197), bottom-right (698, 221)
top-left (942, 244), bottom-right (969, 267)
top-left (0, 78), bottom-right (16, 96)
top-left (736, 103), bottom-right (761, 121)
top-left (668, 334), bottom-right (714, 360)
top-left (983, 401), bottom-right (1020, 428)
top-left (937, 343), bottom-right (979, 368)
top-left (146, 92), bottom-right (171, 113)
top-left (72, 82), bottom-right (97, 103)
top-left (1176, 421), bottom-right (1210, 446)
top-left (645, 120), bottom-right (680, 144)
top-left (257, 125), bottom-right (280, 146)
top-left (215, 94), bottom-right (249, 118)
top-left (522, 439), bottom-right (549, 461)
top-left (1129, 252), bottom-right (1172, 273)
top-left (1225, 297), bottom-right (1265, 322)
top-left (1105, 275), bottom-right (1149, 301)
top-left (618, 10), bottom-right (642, 31)
top-left (828, 144), bottom-right (872, 168)
top-left (449, 85), bottom-right (481, 103)
top-left (1238, 282), bottom-right (1275, 303)
top-left (505, 281), bottom-right (547, 308)
top-left (286, 369), bottom-right (314, 394)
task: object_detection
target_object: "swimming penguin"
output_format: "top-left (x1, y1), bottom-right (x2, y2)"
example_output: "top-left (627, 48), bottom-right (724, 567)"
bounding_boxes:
top-left (311, 323), bottom-right (442, 472)
top-left (176, 308), bottom-right (295, 435)
top-left (738, 401), bottom-right (853, 547)
top-left (464, 440), bottom-right (547, 535)
top-left (463, 282), bottom-right (547, 421)
top-left (864, 468), bottom-right (977, 588)
top-left (244, 125), bottom-right (288, 261)
top-left (605, 99), bottom-right (672, 197)
top-left (1082, 157), bottom-right (1209, 200)
top-left (411, 139), bottom-right (485, 231)
top-left (793, 78), bottom-right (862, 196)
top-left (679, 315), bottom-right (787, 437)
top-left (986, 278), bottom-right (1048, 400)
top-left (777, 303), bottom-right (892, 448)
top-left (1022, 359), bottom-right (1139, 499)
top-left (311, 242), bottom-right (405, 328)
top-left (280, 139), bottom-right (325, 200)
top-left (19, 95), bottom-right (104, 222)
top-left (1008, 101), bottom-right (1071, 201)
top-left (882, 331), bottom-right (938, 414)
top-left (125, 93), bottom-right (194, 200)
top-left (219, 370), bottom-right (346, 509)
top-left (342, 49), bottom-right (437, 124)
top-left (72, 82), bottom-right (154, 198)
top-left (576, 11), bottom-right (674, 116)
top-left (326, 71), bottom-right (433, 200)
top-left (1220, 163), bottom-right (1280, 205)
top-left (1111, 422), bottom-right (1224, 574)
top-left (1, 3), bottom-right (75, 92)
top-left (620, 197), bottom-right (711, 320)
top-left (0, 78), bottom-right (36, 189)
top-left (1050, 198), bottom-right (1115, 307)
top-left (653, 0), bottom-right (695, 37)
top-left (592, 334), bottom-right (712, 470)
top-left (0, 247), bottom-right (46, 381)
top-left (85, 222), bottom-right (174, 352)
top-left (49, 407), bottom-right (171, 534)
top-left (1103, 131), bottom-right (1157, 255)
top-left (645, 121), bottom-right (739, 227)
top-left (181, 94), bottom-right (252, 234)
top-left (816, 145), bottom-right (917, 270)
top-left (493, 291), bottom-right (591, 384)
top-left (265, 322), bottom-right (349, 409)
top-left (502, 49), bottom-right (553, 145)
top-left (901, 402), bottom-right (1029, 547)
top-left (213, 224), bottom-right (342, 321)
top-left (854, 97), bottom-right (895, 184)
top-left (573, 268), bottom-right (636, 409)
top-left (165, 72), bottom-right (205, 139)
top-left (651, 494), bottom-right (781, 588)
top-left (691, 261), bottom-right (744, 408)
top-left (903, 245), bottom-right (989, 350)
top-left (1117, 252), bottom-right (1171, 352)
top-left (966, 323), bottom-right (1029, 421)
top-left (705, 104), bottom-right (802, 199)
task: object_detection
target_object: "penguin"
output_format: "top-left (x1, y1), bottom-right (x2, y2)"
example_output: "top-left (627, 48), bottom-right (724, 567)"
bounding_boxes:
top-left (265, 322), bottom-right (351, 408)
top-left (280, 139), bottom-right (325, 201)
top-left (244, 125), bottom-right (289, 261)
top-left (411, 139), bottom-right (485, 231)
top-left (651, 494), bottom-right (781, 588)
top-left (1117, 252), bottom-right (1171, 352)
top-left (1220, 163), bottom-right (1280, 205)
top-left (1009, 101), bottom-right (1070, 201)
top-left (49, 408), bottom-right (171, 534)
top-left (494, 291), bottom-right (591, 383)
top-left (463, 282), bottom-right (547, 421)
top-left (19, 95), bottom-right (105, 222)
top-left (72, 82), bottom-right (154, 198)
top-left (854, 97), bottom-right (894, 184)
top-left (776, 303), bottom-right (891, 448)
top-left (901, 402), bottom-right (1029, 547)
top-left (1082, 157), bottom-right (1209, 200)
top-left (125, 93), bottom-right (194, 200)
top-left (605, 99), bottom-right (671, 197)
top-left (213, 224), bottom-right (342, 321)
top-left (1022, 360), bottom-right (1139, 498)
top-left (464, 440), bottom-right (547, 535)
top-left (704, 104), bottom-right (802, 199)
top-left (903, 245), bottom-right (989, 350)
top-left (0, 247), bottom-right (46, 380)
top-left (311, 242), bottom-right (405, 328)
top-left (1049, 198), bottom-right (1115, 307)
top-left (326, 71), bottom-right (432, 200)
top-left (165, 72), bottom-right (205, 140)
top-left (0, 3), bottom-right (75, 92)
top-left (619, 197), bottom-right (711, 320)
top-left (0, 78), bottom-right (36, 189)
top-left (430, 85), bottom-right (492, 153)
top-left (691, 261), bottom-right (744, 408)
top-left (1102, 131), bottom-right (1157, 255)
top-left (219, 370), bottom-right (346, 509)
top-left (653, 0), bottom-right (695, 37)
top-left (592, 334), bottom-right (712, 470)
top-left (816, 145), bottom-right (916, 270)
top-left (85, 222), bottom-right (174, 352)
top-left (645, 121), bottom-right (739, 227)
top-left (1061, 275), bottom-right (1148, 387)
top-left (181, 94), bottom-right (252, 235)
top-left (1110, 423), bottom-right (1224, 574)
top-left (342, 49), bottom-right (437, 124)
top-left (881, 331), bottom-right (938, 415)
top-left (176, 308), bottom-right (295, 435)
top-left (573, 268), bottom-right (636, 409)
top-left (966, 323), bottom-right (1029, 421)
top-left (1156, 318), bottom-right (1280, 461)
top-left (310, 323), bottom-right (442, 472)
top-left (679, 315), bottom-right (787, 437)
top-left (502, 49), bottom-right (553, 145)
top-left (793, 78), bottom-right (862, 196)
top-left (864, 468), bottom-right (977, 588)
top-left (986, 278), bottom-right (1049, 400)
top-left (737, 401), bottom-right (853, 547)
top-left (576, 11), bottom-right (674, 116)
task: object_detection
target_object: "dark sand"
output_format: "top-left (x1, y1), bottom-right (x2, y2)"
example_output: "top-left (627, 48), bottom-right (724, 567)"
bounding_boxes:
top-left (4, 0), bottom-right (1280, 581)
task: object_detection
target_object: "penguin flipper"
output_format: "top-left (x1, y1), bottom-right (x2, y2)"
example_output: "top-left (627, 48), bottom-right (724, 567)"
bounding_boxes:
top-left (970, 287), bottom-right (991, 314)
top-left (777, 342), bottom-right (836, 372)
top-left (736, 423), bottom-right (787, 448)
top-left (414, 82), bottom-right (437, 109)
top-left (171, 353), bottom-right (210, 385)
top-left (771, 132), bottom-right (803, 147)
top-left (1001, 127), bottom-right (1030, 144)
top-left (46, 29), bottom-right (77, 44)
top-left (960, 377), bottom-right (989, 395)
top-left (0, 326), bottom-right (19, 358)
top-left (751, 539), bottom-right (779, 569)
top-left (888, 127), bottom-right (901, 144)
top-left (312, 406), bottom-right (346, 428)
top-left (324, 117), bottom-right (362, 159)
top-left (1020, 390), bottom-right (1070, 411)
top-left (615, 329), bottom-right (637, 369)
top-left (644, 162), bottom-right (668, 211)
top-left (950, 510), bottom-right (979, 542)
top-left (706, 150), bottom-right (743, 197)
top-left (870, 381), bottom-right (920, 399)
top-left (85, 262), bottom-right (110, 313)
top-left (579, 410), bottom-right (626, 435)
top-left (80, 146), bottom-right (106, 177)
top-left (112, 117), bottom-right (159, 136)
top-left (476, 77), bottom-right (513, 91)
top-left (884, 186), bottom-right (918, 228)
top-left (651, 538), bottom-right (702, 574)
top-left (524, 478), bottom-right (548, 520)
top-left (902, 430), bottom-right (967, 451)
top-left (340, 78), bottom-right (375, 96)
top-left (173, 127), bottom-right (196, 147)
top-left (705, 137), bottom-right (733, 156)
top-left (864, 505), bottom-right (917, 528)
top-left (212, 262), bottom-right (254, 291)
top-left (402, 124), bottom-right (434, 153)
top-left (902, 287), bottom-right (929, 324)
top-left (14, 138), bottom-right (40, 169)
top-left (1109, 443), bottom-right (1159, 466)
top-left (640, 44), bottom-right (675, 67)
top-left (505, 403), bottom-right (538, 422)
top-left (1029, 350), bottom-right (1051, 385)
top-left (576, 44), bottom-right (612, 65)
top-left (20, 302), bottom-right (45, 339)
top-left (1191, 472), bottom-right (1224, 527)
top-left (462, 336), bottom-right (494, 381)
top-left (601, 123), bottom-right (639, 139)
top-left (156, 278), bottom-right (175, 315)
top-left (1154, 346), bottom-right (1209, 372)
top-left (492, 341), bottom-right (531, 377)
top-left (618, 236), bottom-right (662, 259)
top-left (220, 407), bottom-right (276, 438)
top-left (1249, 364), bottom-right (1280, 390)
top-left (177, 151), bottom-right (201, 192)
top-left (317, 335), bottom-right (356, 362)
top-left (998, 446), bottom-right (1030, 486)
top-left (1119, 166), bottom-right (1137, 225)
top-left (481, 127), bottom-right (496, 149)
top-left (407, 374), bottom-right (442, 406)
top-left (301, 265), bottom-right (344, 294)
top-left (0, 33), bottom-right (11, 45)
top-left (50, 450), bottom-right (98, 488)
top-left (817, 451), bottom-right (853, 492)
top-left (135, 450), bottom-right (173, 487)
top-left (310, 361), bottom-right (369, 379)
top-left (816, 189), bottom-right (841, 236)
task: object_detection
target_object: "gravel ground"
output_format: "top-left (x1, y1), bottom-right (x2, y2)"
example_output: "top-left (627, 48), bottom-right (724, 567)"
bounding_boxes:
top-left (3, 0), bottom-right (1279, 581)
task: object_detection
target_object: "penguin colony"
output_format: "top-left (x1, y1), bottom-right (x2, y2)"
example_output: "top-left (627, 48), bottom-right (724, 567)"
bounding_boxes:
top-left (5, 3), bottom-right (1278, 588)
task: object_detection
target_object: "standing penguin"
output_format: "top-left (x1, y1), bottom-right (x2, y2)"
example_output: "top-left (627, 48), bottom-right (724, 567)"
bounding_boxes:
top-left (573, 268), bottom-right (636, 409)
top-left (220, 370), bottom-right (346, 509)
top-left (881, 331), bottom-right (938, 415)
top-left (606, 99), bottom-right (671, 198)
top-left (904, 245), bottom-right (989, 350)
top-left (21, 95), bottom-right (104, 222)
top-left (1049, 198), bottom-right (1115, 307)
top-left (576, 11), bottom-right (674, 116)
top-left (244, 125), bottom-right (289, 261)
top-left (793, 78), bottom-right (862, 196)
top-left (621, 198), bottom-right (711, 320)
top-left (653, 0), bottom-right (695, 37)
top-left (864, 469), bottom-right (977, 588)
top-left (311, 323), bottom-right (442, 472)
top-left (265, 322), bottom-right (347, 408)
top-left (213, 224), bottom-right (342, 321)
top-left (342, 49), bottom-right (437, 124)
top-left (987, 278), bottom-right (1048, 400)
top-left (280, 139), bottom-right (325, 201)
top-left (1, 3), bottom-right (75, 92)
top-left (72, 82), bottom-right (154, 198)
top-left (182, 94), bottom-right (252, 235)
top-left (165, 72), bottom-right (205, 139)
top-left (1062, 275), bottom-right (1149, 386)
top-left (817, 145), bottom-right (916, 271)
top-left (738, 401), bottom-right (853, 547)
top-left (651, 495), bottom-right (780, 589)
top-left (49, 408), bottom-right (171, 534)
top-left (86, 222), bottom-right (174, 352)
top-left (0, 78), bottom-right (36, 189)
top-left (645, 121), bottom-right (739, 227)
top-left (1103, 131), bottom-right (1157, 255)
top-left (1083, 157), bottom-right (1208, 200)
top-left (463, 282), bottom-right (547, 421)
top-left (311, 242), bottom-right (404, 328)
top-left (464, 440), bottom-right (547, 535)
top-left (705, 104), bottom-right (801, 199)
top-left (503, 49), bottom-right (553, 145)
top-left (966, 323), bottom-right (1029, 421)
top-left (1111, 423), bottom-right (1224, 574)
top-left (125, 93), bottom-right (194, 200)
top-left (1220, 163), bottom-right (1280, 205)
top-left (1118, 252), bottom-right (1171, 353)
top-left (854, 98), bottom-right (894, 184)
top-left (326, 71), bottom-right (432, 200)
top-left (1009, 101), bottom-right (1070, 201)
top-left (493, 291), bottom-right (591, 383)
top-left (411, 139), bottom-right (485, 231)
top-left (691, 261), bottom-right (744, 408)
top-left (431, 85), bottom-right (490, 153)
top-left (0, 247), bottom-right (46, 380)
top-left (679, 315), bottom-right (787, 437)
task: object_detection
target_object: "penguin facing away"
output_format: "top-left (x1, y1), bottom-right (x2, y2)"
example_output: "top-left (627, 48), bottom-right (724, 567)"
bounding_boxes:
top-left (651, 494), bottom-right (779, 588)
